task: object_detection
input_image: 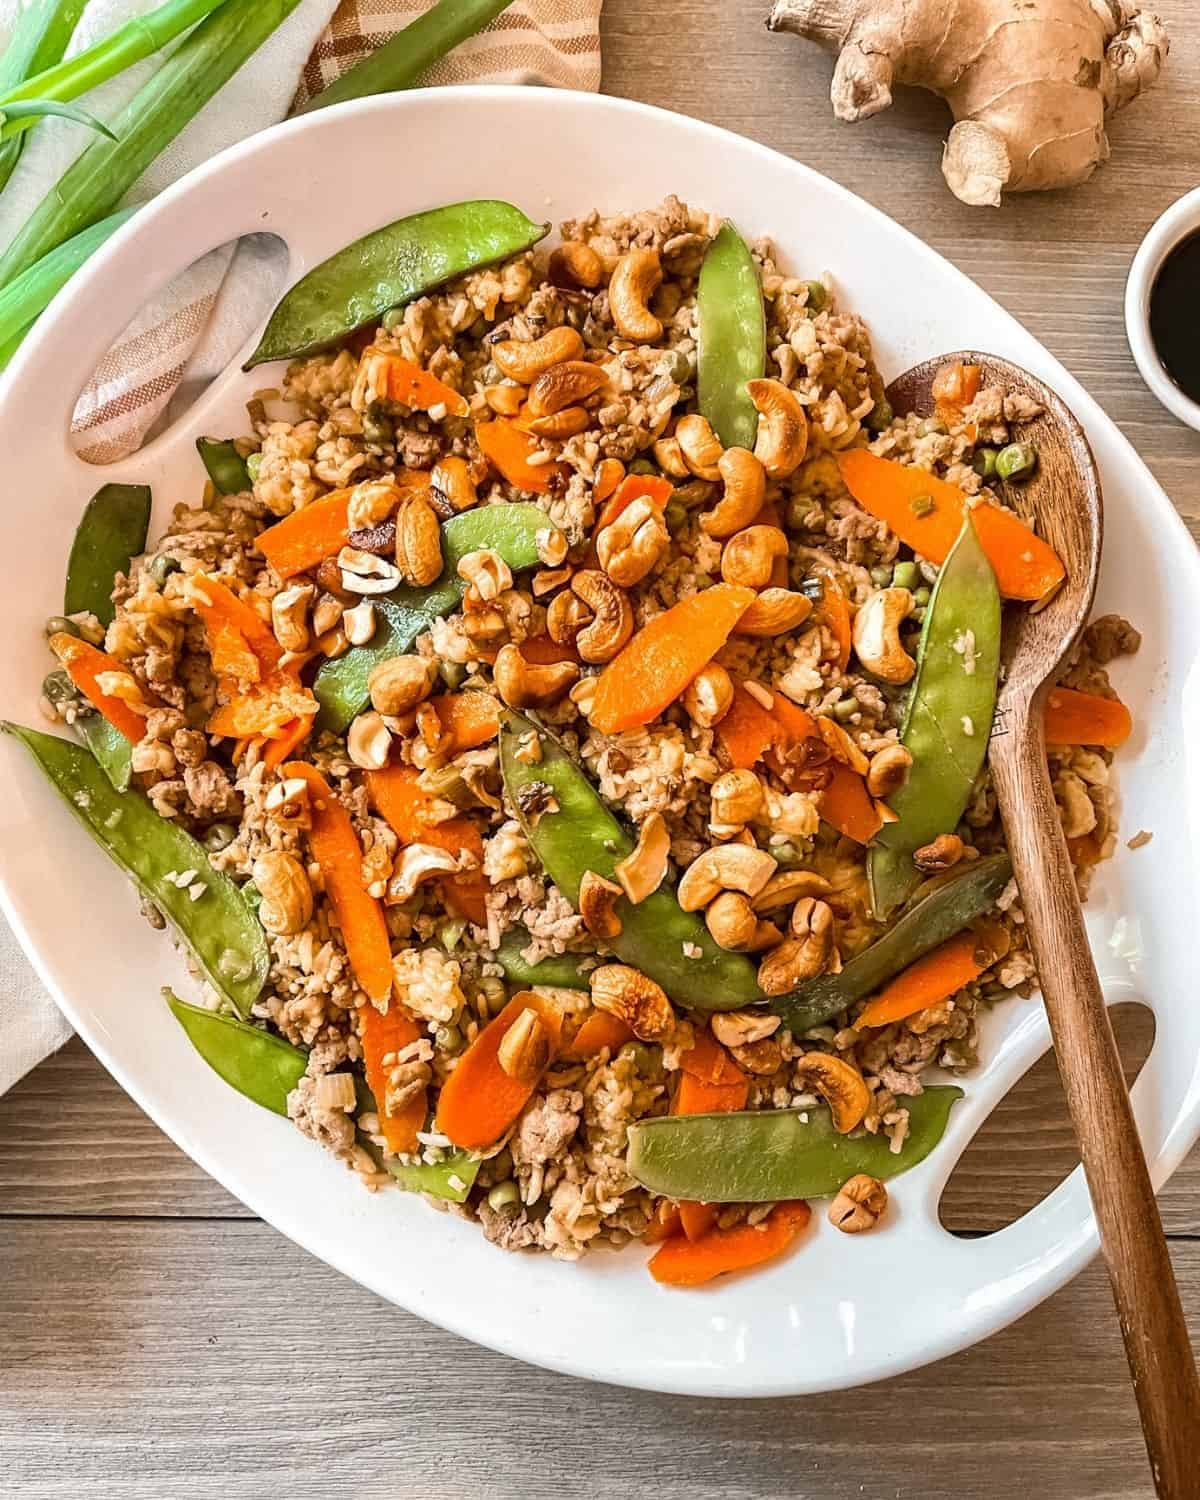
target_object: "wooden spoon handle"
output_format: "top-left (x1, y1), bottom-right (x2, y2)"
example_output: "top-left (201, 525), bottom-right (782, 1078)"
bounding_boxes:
top-left (991, 717), bottom-right (1200, 1496)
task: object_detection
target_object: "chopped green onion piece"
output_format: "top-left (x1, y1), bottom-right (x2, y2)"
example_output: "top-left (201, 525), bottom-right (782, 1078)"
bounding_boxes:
top-left (909, 493), bottom-right (935, 517)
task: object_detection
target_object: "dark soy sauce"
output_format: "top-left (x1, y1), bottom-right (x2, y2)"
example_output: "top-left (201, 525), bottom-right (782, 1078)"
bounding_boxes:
top-left (1149, 231), bottom-right (1200, 403)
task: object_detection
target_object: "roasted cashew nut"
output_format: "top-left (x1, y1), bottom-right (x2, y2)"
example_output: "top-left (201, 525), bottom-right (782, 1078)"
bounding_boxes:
top-left (526, 360), bottom-right (609, 418)
top-left (734, 588), bottom-right (814, 637)
top-left (608, 248), bottom-right (663, 344)
top-left (682, 662), bottom-right (734, 728)
top-left (700, 447), bottom-right (767, 538)
top-left (676, 843), bottom-right (778, 911)
top-left (794, 1052), bottom-right (871, 1135)
top-left (747, 378), bottom-right (809, 479)
top-left (675, 414), bottom-right (725, 481)
top-left (852, 587), bottom-right (915, 684)
top-left (493, 643), bottom-right (580, 709)
top-left (571, 569), bottom-right (633, 664)
top-left (596, 496), bottom-right (669, 588)
top-left (430, 456), bottom-right (479, 513)
top-left (720, 525), bottom-right (790, 590)
top-left (492, 325), bottom-right (584, 383)
top-left (705, 891), bottom-right (764, 951)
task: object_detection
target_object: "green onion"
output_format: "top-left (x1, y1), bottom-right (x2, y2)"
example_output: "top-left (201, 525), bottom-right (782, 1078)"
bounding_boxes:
top-left (0, 0), bottom-right (229, 141)
top-left (0, 207), bottom-right (135, 369)
top-left (0, 97), bottom-right (115, 141)
top-left (0, 0), bottom-right (88, 190)
top-left (301, 0), bottom-right (515, 112)
top-left (0, 0), bottom-right (302, 289)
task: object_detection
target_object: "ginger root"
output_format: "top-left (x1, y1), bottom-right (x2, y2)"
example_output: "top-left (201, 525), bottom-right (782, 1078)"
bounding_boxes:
top-left (767, 0), bottom-right (1168, 205)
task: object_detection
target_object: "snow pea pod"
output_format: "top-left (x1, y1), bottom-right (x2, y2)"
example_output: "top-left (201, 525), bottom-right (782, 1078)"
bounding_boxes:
top-left (314, 503), bottom-right (558, 734)
top-left (627, 1086), bottom-right (964, 1202)
top-left (165, 989), bottom-right (305, 1116)
top-left (64, 481), bottom-right (151, 625)
top-left (499, 712), bottom-right (762, 1011)
top-left (196, 436), bottom-right (250, 494)
top-left (697, 220), bottom-right (765, 450)
top-left (772, 852), bottom-right (1011, 1035)
top-left (4, 723), bottom-right (268, 1017)
top-left (78, 713), bottom-right (132, 793)
top-left (245, 200), bottom-right (549, 368)
top-left (355, 1079), bottom-right (480, 1201)
top-left (869, 515), bottom-right (1001, 916)
top-left (495, 928), bottom-right (590, 990)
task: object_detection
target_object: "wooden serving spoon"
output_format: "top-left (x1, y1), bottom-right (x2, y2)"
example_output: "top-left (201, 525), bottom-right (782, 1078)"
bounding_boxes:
top-left (887, 352), bottom-right (1200, 1499)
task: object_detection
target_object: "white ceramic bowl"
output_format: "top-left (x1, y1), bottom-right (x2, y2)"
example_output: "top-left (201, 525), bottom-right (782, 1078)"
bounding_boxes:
top-left (1125, 186), bottom-right (1200, 429)
top-left (2, 88), bottom-right (1199, 1398)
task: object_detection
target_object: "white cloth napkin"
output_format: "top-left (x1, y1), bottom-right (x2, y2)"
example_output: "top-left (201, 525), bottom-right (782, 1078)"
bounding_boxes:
top-left (0, 0), bottom-right (603, 1094)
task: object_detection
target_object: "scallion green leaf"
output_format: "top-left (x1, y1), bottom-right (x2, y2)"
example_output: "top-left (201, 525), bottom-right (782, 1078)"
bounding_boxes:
top-left (0, 97), bottom-right (116, 141)
top-left (0, 0), bottom-right (88, 191)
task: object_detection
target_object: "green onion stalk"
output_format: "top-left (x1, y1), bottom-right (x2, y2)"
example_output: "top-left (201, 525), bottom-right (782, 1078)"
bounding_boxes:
top-left (0, 0), bottom-right (303, 289)
top-left (0, 0), bottom-right (230, 140)
top-left (301, 0), bottom-right (515, 112)
top-left (0, 0), bottom-right (89, 189)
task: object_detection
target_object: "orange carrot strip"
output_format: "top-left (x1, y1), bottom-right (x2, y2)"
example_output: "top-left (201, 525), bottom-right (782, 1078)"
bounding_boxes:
top-left (643, 1201), bottom-right (683, 1244)
top-left (1044, 687), bottom-right (1132, 749)
top-left (769, 692), bottom-right (820, 743)
top-left (714, 684), bottom-right (778, 770)
top-left (856, 921), bottom-right (1011, 1029)
top-left (49, 634), bottom-right (159, 743)
top-left (595, 473), bottom-right (673, 533)
top-left (256, 489), bottom-right (351, 579)
top-left (678, 1029), bottom-right (747, 1089)
top-left (365, 764), bottom-right (487, 927)
top-left (475, 418), bottom-right (569, 495)
top-left (837, 449), bottom-right (1065, 602)
top-left (359, 999), bottom-right (426, 1156)
top-left (520, 634), bottom-right (581, 666)
top-left (648, 1201), bottom-right (812, 1287)
top-left (820, 762), bottom-right (883, 845)
top-left (262, 714), bottom-right (315, 771)
top-left (435, 992), bottom-right (564, 1149)
top-left (284, 762), bottom-right (393, 1006)
top-left (674, 1073), bottom-right (750, 1114)
top-left (208, 676), bottom-right (317, 739)
top-left (190, 574), bottom-right (283, 675)
top-left (813, 580), bottom-right (852, 670)
top-left (679, 1202), bottom-right (719, 1242)
top-left (429, 690), bottom-right (501, 749)
top-left (563, 1010), bottom-right (634, 1060)
top-left (591, 584), bottom-right (756, 734)
top-left (368, 348), bottom-right (469, 417)
top-left (931, 361), bottom-right (981, 411)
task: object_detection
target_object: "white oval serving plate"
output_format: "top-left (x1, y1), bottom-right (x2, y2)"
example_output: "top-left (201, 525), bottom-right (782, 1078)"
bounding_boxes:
top-left (1, 88), bottom-right (1198, 1398)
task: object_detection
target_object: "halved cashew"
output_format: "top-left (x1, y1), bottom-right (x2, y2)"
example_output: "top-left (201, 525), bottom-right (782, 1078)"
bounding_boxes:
top-left (865, 744), bottom-right (912, 798)
top-left (682, 662), bottom-right (734, 728)
top-left (711, 1010), bottom-right (782, 1048)
top-left (346, 479), bottom-right (400, 533)
top-left (852, 588), bottom-right (915, 684)
top-left (677, 843), bottom-right (777, 911)
top-left (493, 643), bottom-right (579, 708)
top-left (828, 1173), bottom-right (888, 1233)
top-left (794, 1052), bottom-right (870, 1134)
top-left (609, 248), bottom-right (663, 344)
top-left (347, 710), bottom-right (393, 770)
top-left (756, 896), bottom-right (837, 994)
top-left (706, 891), bottom-right (771, 951)
top-left (700, 448), bottom-right (767, 538)
top-left (596, 496), bottom-right (669, 588)
top-left (497, 1006), bottom-right (552, 1086)
top-left (589, 963), bottom-right (674, 1040)
top-left (571, 569), bottom-right (633, 664)
top-left (387, 843), bottom-right (461, 903)
top-left (458, 548), bottom-right (512, 603)
top-left (816, 716), bottom-right (870, 775)
top-left (751, 870), bottom-right (832, 912)
top-left (580, 870), bottom-right (624, 939)
top-left (548, 241), bottom-right (604, 290)
top-left (547, 589), bottom-right (593, 646)
top-left (271, 583), bottom-right (314, 653)
top-left (675, 414), bottom-right (724, 481)
top-left (252, 851), bottom-right (313, 936)
top-left (430, 456), bottom-right (478, 513)
top-left (614, 810), bottom-right (670, 904)
top-left (710, 769), bottom-right (765, 831)
top-left (524, 406), bottom-right (591, 439)
top-left (653, 436), bottom-right (690, 478)
top-left (734, 588), bottom-right (814, 637)
top-left (493, 326), bottom-right (583, 383)
top-left (526, 360), bottom-right (609, 418)
top-left (721, 525), bottom-right (790, 590)
top-left (747, 378), bottom-right (809, 479)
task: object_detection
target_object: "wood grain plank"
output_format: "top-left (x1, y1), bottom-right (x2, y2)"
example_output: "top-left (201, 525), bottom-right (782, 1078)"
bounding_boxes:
top-left (1, 1218), bottom-right (1196, 1500)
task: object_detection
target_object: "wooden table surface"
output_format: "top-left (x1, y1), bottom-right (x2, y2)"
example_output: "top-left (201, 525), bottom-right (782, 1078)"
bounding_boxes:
top-left (3, 5), bottom-right (1199, 1496)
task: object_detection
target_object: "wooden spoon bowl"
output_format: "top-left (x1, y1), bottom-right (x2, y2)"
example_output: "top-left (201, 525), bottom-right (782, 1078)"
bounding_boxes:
top-left (887, 353), bottom-right (1200, 1499)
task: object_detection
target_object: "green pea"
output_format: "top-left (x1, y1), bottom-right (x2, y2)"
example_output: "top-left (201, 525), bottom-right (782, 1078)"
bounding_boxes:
top-left (909, 493), bottom-right (935, 518)
top-left (439, 918), bottom-right (466, 952)
top-left (865, 397), bottom-right (893, 433)
top-left (870, 565), bottom-right (892, 587)
top-left (44, 615), bottom-right (81, 641)
top-left (438, 660), bottom-right (467, 691)
top-left (805, 279), bottom-right (828, 313)
top-left (913, 586), bottom-right (931, 607)
top-left (436, 1023), bottom-right (464, 1052)
top-left (150, 554), bottom-right (181, 588)
top-left (477, 974), bottom-right (508, 1015)
top-left (973, 447), bottom-right (998, 479)
top-left (41, 669), bottom-right (78, 707)
top-left (246, 452), bottom-right (263, 482)
top-left (203, 823), bottom-right (237, 852)
top-left (996, 442), bottom-right (1037, 481)
top-left (487, 1180), bottom-right (521, 1213)
top-left (628, 458), bottom-right (657, 476)
top-left (362, 407), bottom-right (394, 446)
top-left (381, 305), bottom-right (406, 331)
top-left (891, 561), bottom-right (919, 590)
top-left (832, 696), bottom-right (858, 723)
top-left (664, 499), bottom-right (688, 533)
